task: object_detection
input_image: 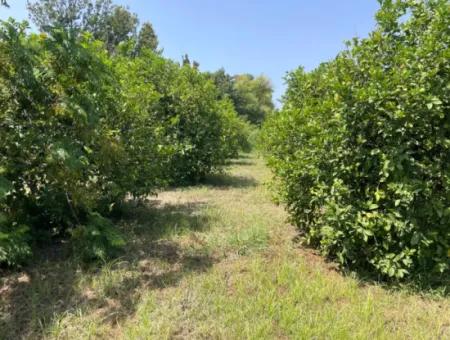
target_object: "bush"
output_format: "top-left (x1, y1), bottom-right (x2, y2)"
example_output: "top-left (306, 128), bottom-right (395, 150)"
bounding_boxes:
top-left (159, 64), bottom-right (229, 183)
top-left (112, 49), bottom-right (170, 197)
top-left (217, 98), bottom-right (254, 156)
top-left (115, 48), bottom-right (250, 185)
top-left (70, 212), bottom-right (125, 262)
top-left (0, 21), bottom-right (130, 265)
top-left (262, 0), bottom-right (449, 280)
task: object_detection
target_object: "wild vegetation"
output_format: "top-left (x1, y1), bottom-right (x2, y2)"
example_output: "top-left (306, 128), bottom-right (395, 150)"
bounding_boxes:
top-left (261, 0), bottom-right (449, 282)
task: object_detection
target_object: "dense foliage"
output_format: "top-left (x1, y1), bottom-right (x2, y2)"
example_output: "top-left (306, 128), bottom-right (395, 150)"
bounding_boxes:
top-left (0, 19), bottom-right (248, 266)
top-left (262, 0), bottom-right (449, 280)
top-left (27, 0), bottom-right (158, 53)
top-left (207, 69), bottom-right (274, 125)
top-left (114, 48), bottom-right (250, 184)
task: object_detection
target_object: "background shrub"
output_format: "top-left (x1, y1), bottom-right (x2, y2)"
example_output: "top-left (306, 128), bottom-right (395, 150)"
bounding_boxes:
top-left (115, 48), bottom-right (250, 185)
top-left (262, 0), bottom-right (449, 280)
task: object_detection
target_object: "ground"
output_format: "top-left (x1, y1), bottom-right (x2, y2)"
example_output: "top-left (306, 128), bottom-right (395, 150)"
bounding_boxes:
top-left (0, 154), bottom-right (449, 339)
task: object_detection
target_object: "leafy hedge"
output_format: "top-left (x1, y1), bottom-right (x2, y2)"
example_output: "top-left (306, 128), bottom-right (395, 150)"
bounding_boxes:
top-left (0, 20), bottom-right (248, 266)
top-left (115, 48), bottom-right (250, 184)
top-left (262, 0), bottom-right (449, 280)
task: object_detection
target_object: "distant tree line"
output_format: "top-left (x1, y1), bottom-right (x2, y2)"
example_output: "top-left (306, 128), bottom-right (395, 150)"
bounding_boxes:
top-left (207, 69), bottom-right (274, 125)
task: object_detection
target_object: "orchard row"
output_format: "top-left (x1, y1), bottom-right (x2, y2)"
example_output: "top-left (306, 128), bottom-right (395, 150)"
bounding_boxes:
top-left (262, 0), bottom-right (449, 281)
top-left (0, 20), bottom-right (252, 265)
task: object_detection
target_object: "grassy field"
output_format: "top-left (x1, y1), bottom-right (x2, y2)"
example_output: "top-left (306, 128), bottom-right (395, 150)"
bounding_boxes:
top-left (1, 154), bottom-right (449, 339)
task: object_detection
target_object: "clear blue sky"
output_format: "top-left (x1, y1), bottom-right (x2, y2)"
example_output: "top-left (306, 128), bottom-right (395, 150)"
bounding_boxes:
top-left (1, 0), bottom-right (380, 105)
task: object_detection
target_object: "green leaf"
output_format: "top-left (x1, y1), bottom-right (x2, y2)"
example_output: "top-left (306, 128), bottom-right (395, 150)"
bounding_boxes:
top-left (0, 176), bottom-right (12, 200)
top-left (368, 203), bottom-right (379, 210)
top-left (411, 233), bottom-right (420, 246)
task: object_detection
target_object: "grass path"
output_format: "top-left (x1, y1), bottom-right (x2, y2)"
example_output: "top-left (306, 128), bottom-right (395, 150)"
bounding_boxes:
top-left (1, 154), bottom-right (449, 339)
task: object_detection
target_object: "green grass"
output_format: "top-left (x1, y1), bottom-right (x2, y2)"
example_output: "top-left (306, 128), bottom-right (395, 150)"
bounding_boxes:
top-left (1, 154), bottom-right (449, 339)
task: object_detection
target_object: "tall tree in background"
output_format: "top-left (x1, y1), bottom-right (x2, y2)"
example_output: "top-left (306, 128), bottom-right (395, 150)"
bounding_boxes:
top-left (103, 5), bottom-right (137, 52)
top-left (82, 0), bottom-right (114, 40)
top-left (27, 0), bottom-right (157, 53)
top-left (207, 68), bottom-right (236, 100)
top-left (182, 54), bottom-right (191, 66)
top-left (208, 70), bottom-right (274, 124)
top-left (233, 74), bottom-right (274, 124)
top-left (27, 0), bottom-right (90, 30)
top-left (136, 22), bottom-right (159, 53)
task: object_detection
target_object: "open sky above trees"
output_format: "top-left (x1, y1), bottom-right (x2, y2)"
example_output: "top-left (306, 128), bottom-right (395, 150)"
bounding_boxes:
top-left (0, 0), bottom-right (380, 105)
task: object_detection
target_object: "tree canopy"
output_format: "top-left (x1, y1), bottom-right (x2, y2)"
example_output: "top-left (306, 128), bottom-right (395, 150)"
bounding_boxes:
top-left (208, 69), bottom-right (274, 124)
top-left (261, 0), bottom-right (449, 280)
top-left (27, 0), bottom-right (158, 53)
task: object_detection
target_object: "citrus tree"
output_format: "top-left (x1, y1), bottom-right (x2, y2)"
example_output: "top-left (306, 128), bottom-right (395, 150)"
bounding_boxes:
top-left (262, 0), bottom-right (449, 280)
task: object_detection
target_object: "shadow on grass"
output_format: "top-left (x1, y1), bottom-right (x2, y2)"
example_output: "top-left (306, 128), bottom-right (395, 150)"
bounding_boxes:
top-left (202, 172), bottom-right (258, 189)
top-left (0, 200), bottom-right (216, 339)
top-left (121, 200), bottom-right (211, 239)
top-left (237, 153), bottom-right (252, 159)
top-left (343, 268), bottom-right (449, 297)
top-left (224, 159), bottom-right (255, 166)
top-left (292, 233), bottom-right (449, 297)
